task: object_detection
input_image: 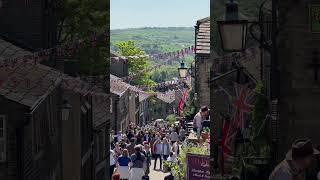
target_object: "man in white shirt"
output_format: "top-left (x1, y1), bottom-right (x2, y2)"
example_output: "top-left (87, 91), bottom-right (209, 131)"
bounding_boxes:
top-left (193, 106), bottom-right (209, 140)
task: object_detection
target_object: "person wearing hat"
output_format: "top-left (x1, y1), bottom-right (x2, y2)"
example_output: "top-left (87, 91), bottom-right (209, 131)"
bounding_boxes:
top-left (269, 138), bottom-right (320, 180)
top-left (193, 106), bottom-right (210, 140)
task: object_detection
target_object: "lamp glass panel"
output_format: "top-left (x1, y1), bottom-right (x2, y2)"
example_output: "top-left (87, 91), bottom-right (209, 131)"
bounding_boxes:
top-left (220, 23), bottom-right (247, 51)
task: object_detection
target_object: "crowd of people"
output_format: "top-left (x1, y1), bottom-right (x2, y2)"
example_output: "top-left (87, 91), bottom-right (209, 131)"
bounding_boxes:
top-left (110, 120), bottom-right (187, 180)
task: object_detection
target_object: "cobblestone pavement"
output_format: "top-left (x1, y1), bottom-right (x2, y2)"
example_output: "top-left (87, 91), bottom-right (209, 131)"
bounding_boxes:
top-left (149, 159), bottom-right (170, 180)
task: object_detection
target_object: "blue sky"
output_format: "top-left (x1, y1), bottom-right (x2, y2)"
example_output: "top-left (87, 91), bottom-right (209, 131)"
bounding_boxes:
top-left (110, 0), bottom-right (210, 29)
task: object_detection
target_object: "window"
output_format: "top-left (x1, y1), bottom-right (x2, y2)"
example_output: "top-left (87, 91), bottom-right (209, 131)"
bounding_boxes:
top-left (0, 115), bottom-right (6, 162)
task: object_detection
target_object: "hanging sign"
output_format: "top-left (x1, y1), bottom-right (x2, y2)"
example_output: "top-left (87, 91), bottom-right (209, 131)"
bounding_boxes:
top-left (187, 153), bottom-right (210, 180)
top-left (310, 4), bottom-right (320, 32)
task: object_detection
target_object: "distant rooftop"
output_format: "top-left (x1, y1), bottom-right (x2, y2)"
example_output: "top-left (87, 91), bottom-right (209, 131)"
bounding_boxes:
top-left (195, 17), bottom-right (210, 54)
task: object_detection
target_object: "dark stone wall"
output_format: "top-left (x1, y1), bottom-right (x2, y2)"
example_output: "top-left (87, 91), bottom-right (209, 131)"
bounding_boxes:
top-left (277, 0), bottom-right (320, 160)
top-left (0, 0), bottom-right (57, 49)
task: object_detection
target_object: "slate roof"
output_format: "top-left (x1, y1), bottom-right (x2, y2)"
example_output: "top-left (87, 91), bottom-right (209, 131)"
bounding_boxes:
top-left (0, 38), bottom-right (62, 110)
top-left (139, 92), bottom-right (151, 102)
top-left (157, 92), bottom-right (175, 104)
top-left (110, 74), bottom-right (129, 96)
top-left (196, 17), bottom-right (210, 54)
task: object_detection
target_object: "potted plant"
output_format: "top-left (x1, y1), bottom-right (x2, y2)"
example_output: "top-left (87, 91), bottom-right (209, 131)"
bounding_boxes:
top-left (201, 127), bottom-right (210, 141)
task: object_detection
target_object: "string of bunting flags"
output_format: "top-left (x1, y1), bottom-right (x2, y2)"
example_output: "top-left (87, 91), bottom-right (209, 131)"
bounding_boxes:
top-left (111, 45), bottom-right (195, 63)
top-left (0, 32), bottom-right (109, 70)
top-left (136, 79), bottom-right (185, 90)
top-left (110, 78), bottom-right (177, 99)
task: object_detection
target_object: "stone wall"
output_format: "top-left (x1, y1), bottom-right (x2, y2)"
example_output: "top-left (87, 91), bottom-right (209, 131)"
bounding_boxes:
top-left (277, 0), bottom-right (320, 159)
top-left (195, 54), bottom-right (212, 109)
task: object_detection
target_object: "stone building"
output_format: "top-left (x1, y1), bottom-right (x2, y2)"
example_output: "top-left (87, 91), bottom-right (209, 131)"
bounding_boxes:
top-left (92, 97), bottom-right (109, 180)
top-left (110, 51), bottom-right (129, 78)
top-left (61, 89), bottom-right (94, 180)
top-left (150, 93), bottom-right (175, 120)
top-left (0, 39), bottom-right (62, 180)
top-left (138, 93), bottom-right (152, 126)
top-left (0, 0), bottom-right (57, 50)
top-left (128, 90), bottom-right (139, 126)
top-left (276, 0), bottom-right (320, 160)
top-left (110, 75), bottom-right (130, 132)
top-left (194, 17), bottom-right (214, 109)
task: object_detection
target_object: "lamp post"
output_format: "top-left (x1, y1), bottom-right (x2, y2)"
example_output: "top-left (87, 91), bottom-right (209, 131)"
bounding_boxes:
top-left (61, 100), bottom-right (72, 121)
top-left (216, 0), bottom-right (279, 170)
top-left (217, 0), bottom-right (248, 52)
top-left (178, 61), bottom-right (188, 79)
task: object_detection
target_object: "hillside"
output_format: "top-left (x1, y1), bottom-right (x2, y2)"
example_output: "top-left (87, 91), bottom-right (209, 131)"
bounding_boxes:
top-left (110, 27), bottom-right (195, 54)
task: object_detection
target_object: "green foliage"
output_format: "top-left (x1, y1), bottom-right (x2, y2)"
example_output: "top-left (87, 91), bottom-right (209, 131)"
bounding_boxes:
top-left (116, 41), bottom-right (156, 85)
top-left (151, 66), bottom-right (179, 83)
top-left (203, 127), bottom-right (210, 133)
top-left (111, 27), bottom-right (195, 81)
top-left (111, 27), bottom-right (194, 54)
top-left (56, 0), bottom-right (109, 75)
top-left (251, 82), bottom-right (270, 155)
top-left (165, 114), bottom-right (176, 125)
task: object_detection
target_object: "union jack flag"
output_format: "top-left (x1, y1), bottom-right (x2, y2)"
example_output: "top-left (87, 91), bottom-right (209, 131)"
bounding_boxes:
top-left (219, 83), bottom-right (255, 175)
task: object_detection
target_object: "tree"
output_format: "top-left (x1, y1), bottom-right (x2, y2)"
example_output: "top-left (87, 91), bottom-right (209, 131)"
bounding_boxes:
top-left (55, 0), bottom-right (109, 75)
top-left (116, 41), bottom-right (156, 85)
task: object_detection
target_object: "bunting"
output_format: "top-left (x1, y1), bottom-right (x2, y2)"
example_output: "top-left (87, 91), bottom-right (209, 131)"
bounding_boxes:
top-left (110, 45), bottom-right (195, 62)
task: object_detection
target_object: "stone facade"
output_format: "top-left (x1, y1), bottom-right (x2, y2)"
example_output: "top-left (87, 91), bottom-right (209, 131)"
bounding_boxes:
top-left (194, 17), bottom-right (212, 109)
top-left (128, 90), bottom-right (139, 126)
top-left (276, 0), bottom-right (320, 160)
top-left (195, 55), bottom-right (213, 108)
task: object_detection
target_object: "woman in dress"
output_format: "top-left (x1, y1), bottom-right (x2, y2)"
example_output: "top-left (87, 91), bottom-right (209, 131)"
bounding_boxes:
top-left (116, 149), bottom-right (131, 180)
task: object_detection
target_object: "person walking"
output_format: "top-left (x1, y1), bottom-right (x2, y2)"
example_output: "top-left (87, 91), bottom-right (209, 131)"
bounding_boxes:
top-left (110, 148), bottom-right (117, 178)
top-left (153, 139), bottom-right (163, 170)
top-left (127, 129), bottom-right (134, 141)
top-left (143, 143), bottom-right (152, 176)
top-left (172, 141), bottom-right (180, 156)
top-left (130, 145), bottom-right (146, 180)
top-left (193, 106), bottom-right (209, 140)
top-left (162, 138), bottom-right (171, 161)
top-left (179, 127), bottom-right (186, 142)
top-left (150, 134), bottom-right (156, 158)
top-left (117, 149), bottom-right (131, 180)
top-left (144, 131), bottom-right (151, 143)
top-left (127, 138), bottom-right (136, 156)
top-left (136, 131), bottom-right (143, 145)
top-left (170, 130), bottom-right (179, 145)
top-left (269, 138), bottom-right (320, 180)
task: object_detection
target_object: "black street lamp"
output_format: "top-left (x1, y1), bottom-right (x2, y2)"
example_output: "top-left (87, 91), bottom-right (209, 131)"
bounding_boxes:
top-left (217, 0), bottom-right (274, 53)
top-left (178, 61), bottom-right (188, 79)
top-left (217, 0), bottom-right (248, 52)
top-left (62, 100), bottom-right (72, 121)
